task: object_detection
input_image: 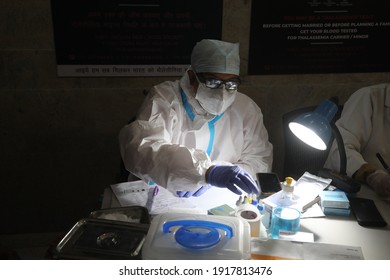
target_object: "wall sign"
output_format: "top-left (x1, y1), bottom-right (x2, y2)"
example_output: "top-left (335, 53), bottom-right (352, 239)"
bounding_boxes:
top-left (248, 0), bottom-right (390, 74)
top-left (51, 0), bottom-right (223, 77)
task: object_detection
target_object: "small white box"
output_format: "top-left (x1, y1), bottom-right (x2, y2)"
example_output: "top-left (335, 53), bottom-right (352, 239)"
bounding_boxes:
top-left (320, 190), bottom-right (350, 209)
top-left (322, 206), bottom-right (351, 217)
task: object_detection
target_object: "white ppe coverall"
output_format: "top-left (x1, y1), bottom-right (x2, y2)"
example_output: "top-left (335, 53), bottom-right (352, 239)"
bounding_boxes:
top-left (119, 74), bottom-right (273, 194)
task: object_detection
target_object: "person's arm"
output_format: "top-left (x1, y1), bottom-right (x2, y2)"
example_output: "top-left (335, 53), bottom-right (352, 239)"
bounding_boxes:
top-left (119, 83), bottom-right (211, 192)
top-left (325, 86), bottom-right (390, 198)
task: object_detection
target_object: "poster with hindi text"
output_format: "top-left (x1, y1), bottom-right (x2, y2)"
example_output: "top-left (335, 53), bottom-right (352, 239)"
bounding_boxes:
top-left (51, 0), bottom-right (223, 77)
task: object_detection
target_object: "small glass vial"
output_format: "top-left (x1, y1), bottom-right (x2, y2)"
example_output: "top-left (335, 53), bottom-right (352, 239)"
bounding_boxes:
top-left (278, 177), bottom-right (295, 206)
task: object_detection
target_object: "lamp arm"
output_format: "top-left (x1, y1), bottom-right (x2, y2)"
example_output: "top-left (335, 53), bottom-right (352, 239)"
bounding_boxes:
top-left (331, 122), bottom-right (347, 175)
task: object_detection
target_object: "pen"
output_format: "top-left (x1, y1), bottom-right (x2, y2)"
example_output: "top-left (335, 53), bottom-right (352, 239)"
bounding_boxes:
top-left (376, 153), bottom-right (390, 173)
top-left (153, 185), bottom-right (159, 196)
top-left (147, 186), bottom-right (159, 213)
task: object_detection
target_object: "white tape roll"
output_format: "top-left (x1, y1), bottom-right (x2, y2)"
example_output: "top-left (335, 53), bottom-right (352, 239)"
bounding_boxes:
top-left (235, 204), bottom-right (264, 237)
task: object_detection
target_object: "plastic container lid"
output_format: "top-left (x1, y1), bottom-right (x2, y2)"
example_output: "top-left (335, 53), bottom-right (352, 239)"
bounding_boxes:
top-left (55, 218), bottom-right (150, 259)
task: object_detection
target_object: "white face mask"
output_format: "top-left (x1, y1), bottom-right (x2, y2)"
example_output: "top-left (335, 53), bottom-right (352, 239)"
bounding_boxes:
top-left (195, 81), bottom-right (237, 115)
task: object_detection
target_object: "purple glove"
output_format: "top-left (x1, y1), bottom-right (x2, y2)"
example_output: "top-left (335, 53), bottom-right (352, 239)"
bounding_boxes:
top-left (207, 165), bottom-right (259, 195)
top-left (367, 170), bottom-right (390, 197)
top-left (176, 185), bottom-right (212, 198)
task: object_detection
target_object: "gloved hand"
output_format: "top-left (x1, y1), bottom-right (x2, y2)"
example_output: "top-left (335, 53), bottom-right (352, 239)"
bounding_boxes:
top-left (176, 185), bottom-right (212, 198)
top-left (367, 169), bottom-right (390, 197)
top-left (207, 165), bottom-right (259, 195)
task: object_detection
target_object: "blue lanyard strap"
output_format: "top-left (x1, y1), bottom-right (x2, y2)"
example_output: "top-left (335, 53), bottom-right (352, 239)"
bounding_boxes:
top-left (180, 88), bottom-right (195, 121)
top-left (207, 114), bottom-right (223, 156)
top-left (180, 88), bottom-right (223, 156)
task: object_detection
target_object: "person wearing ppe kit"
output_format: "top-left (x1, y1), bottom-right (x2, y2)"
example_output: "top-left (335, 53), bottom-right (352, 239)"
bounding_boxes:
top-left (324, 83), bottom-right (390, 198)
top-left (119, 39), bottom-right (273, 198)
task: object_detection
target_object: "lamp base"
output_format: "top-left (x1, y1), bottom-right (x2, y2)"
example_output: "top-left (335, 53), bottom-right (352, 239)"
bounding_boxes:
top-left (318, 168), bottom-right (361, 193)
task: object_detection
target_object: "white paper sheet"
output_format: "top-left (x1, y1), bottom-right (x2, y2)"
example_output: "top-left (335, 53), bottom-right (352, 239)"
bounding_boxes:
top-left (110, 181), bottom-right (241, 215)
top-left (250, 238), bottom-right (364, 260)
top-left (186, 186), bottom-right (240, 211)
top-left (110, 181), bottom-right (195, 215)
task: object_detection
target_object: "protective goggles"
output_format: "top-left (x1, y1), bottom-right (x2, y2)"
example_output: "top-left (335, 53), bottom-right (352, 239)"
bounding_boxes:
top-left (196, 73), bottom-right (241, 91)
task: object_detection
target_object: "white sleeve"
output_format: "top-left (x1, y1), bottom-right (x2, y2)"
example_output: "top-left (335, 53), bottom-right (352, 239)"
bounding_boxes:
top-left (118, 84), bottom-right (212, 192)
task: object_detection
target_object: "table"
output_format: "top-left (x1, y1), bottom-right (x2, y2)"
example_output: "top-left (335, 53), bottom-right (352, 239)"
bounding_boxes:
top-left (102, 184), bottom-right (390, 260)
top-left (300, 185), bottom-right (390, 260)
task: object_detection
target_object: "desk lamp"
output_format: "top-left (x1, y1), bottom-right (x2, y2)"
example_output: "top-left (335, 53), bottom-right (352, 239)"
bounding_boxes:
top-left (288, 97), bottom-right (361, 193)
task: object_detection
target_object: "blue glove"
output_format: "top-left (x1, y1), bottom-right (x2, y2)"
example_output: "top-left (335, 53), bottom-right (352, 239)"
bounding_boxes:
top-left (207, 165), bottom-right (259, 195)
top-left (176, 185), bottom-right (212, 198)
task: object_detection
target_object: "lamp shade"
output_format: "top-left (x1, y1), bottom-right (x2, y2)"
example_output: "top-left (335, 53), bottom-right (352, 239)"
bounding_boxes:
top-left (288, 99), bottom-right (338, 150)
top-left (286, 98), bottom-right (360, 193)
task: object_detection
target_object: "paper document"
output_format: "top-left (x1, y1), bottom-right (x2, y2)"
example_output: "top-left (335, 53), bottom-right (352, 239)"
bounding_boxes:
top-left (186, 186), bottom-right (240, 211)
top-left (251, 239), bottom-right (364, 260)
top-left (110, 180), bottom-right (241, 215)
top-left (111, 181), bottom-right (196, 215)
